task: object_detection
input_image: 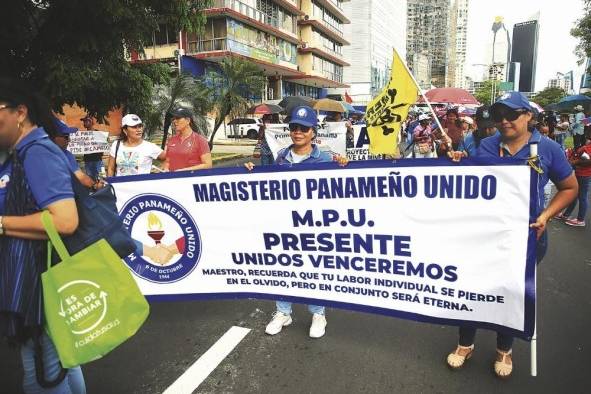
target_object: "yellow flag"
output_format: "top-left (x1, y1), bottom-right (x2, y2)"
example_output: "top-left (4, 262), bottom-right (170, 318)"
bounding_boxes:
top-left (365, 49), bottom-right (419, 155)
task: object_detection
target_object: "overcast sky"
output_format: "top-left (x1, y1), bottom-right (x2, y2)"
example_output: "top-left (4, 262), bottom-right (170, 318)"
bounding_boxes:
top-left (465, 0), bottom-right (586, 91)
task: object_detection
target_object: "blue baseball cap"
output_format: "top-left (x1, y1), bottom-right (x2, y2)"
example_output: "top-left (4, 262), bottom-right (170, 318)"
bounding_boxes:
top-left (491, 91), bottom-right (533, 112)
top-left (53, 117), bottom-right (78, 135)
top-left (289, 106), bottom-right (317, 129)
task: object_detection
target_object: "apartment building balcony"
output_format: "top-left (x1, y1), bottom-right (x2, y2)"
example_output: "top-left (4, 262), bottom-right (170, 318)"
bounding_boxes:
top-left (298, 18), bottom-right (349, 46)
top-left (186, 37), bottom-right (303, 78)
top-left (271, 0), bottom-right (303, 17)
top-left (310, 0), bottom-right (350, 24)
top-left (288, 69), bottom-right (348, 88)
top-left (206, 0), bottom-right (299, 44)
top-left (298, 44), bottom-right (349, 67)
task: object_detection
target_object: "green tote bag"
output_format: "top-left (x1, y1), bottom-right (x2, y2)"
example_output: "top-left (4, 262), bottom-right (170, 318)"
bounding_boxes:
top-left (41, 211), bottom-right (149, 368)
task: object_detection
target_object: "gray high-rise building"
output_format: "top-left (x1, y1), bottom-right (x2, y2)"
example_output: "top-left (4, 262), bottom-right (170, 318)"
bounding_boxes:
top-left (406, 0), bottom-right (450, 88)
top-left (510, 19), bottom-right (539, 92)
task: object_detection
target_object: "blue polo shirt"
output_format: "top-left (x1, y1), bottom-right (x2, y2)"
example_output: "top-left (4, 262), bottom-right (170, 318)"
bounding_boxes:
top-left (0, 159), bottom-right (12, 214)
top-left (15, 128), bottom-right (74, 209)
top-left (275, 144), bottom-right (334, 165)
top-left (476, 129), bottom-right (573, 216)
top-left (62, 148), bottom-right (80, 173)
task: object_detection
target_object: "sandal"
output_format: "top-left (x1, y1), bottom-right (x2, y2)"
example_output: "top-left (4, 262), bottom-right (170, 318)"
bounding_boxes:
top-left (494, 349), bottom-right (513, 378)
top-left (446, 344), bottom-right (474, 369)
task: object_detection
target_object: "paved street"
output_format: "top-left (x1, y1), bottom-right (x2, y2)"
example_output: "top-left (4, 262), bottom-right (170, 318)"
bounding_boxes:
top-left (1, 206), bottom-right (589, 393)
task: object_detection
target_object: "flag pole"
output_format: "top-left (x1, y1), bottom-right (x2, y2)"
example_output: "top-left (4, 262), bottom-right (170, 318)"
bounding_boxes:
top-left (531, 270), bottom-right (538, 376)
top-left (394, 48), bottom-right (445, 134)
top-left (529, 141), bottom-right (539, 377)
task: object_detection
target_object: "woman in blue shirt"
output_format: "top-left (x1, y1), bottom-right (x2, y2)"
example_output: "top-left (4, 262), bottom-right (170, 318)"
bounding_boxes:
top-left (245, 106), bottom-right (346, 339)
top-left (446, 92), bottom-right (577, 379)
top-left (0, 78), bottom-right (85, 393)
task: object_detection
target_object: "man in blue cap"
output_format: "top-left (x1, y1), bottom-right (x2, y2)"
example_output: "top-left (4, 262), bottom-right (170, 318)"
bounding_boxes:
top-left (445, 91), bottom-right (577, 378)
top-left (51, 118), bottom-right (103, 190)
top-left (245, 105), bottom-right (346, 338)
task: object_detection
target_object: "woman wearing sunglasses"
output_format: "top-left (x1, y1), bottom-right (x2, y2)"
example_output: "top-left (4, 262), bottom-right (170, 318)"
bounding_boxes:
top-left (446, 91), bottom-right (578, 378)
top-left (245, 105), bottom-right (346, 339)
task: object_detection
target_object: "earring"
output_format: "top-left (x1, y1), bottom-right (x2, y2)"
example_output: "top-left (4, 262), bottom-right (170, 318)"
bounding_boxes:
top-left (17, 122), bottom-right (21, 130)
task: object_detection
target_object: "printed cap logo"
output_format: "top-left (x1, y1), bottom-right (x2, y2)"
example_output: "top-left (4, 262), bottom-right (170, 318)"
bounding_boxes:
top-left (500, 93), bottom-right (511, 100)
top-left (482, 110), bottom-right (490, 119)
top-left (297, 108), bottom-right (307, 118)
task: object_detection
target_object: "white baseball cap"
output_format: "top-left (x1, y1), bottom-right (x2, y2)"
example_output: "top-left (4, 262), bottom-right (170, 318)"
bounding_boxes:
top-left (418, 114), bottom-right (431, 121)
top-left (461, 117), bottom-right (474, 125)
top-left (122, 114), bottom-right (142, 127)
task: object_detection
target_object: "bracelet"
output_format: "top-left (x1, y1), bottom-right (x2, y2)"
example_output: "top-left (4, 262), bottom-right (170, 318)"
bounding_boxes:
top-left (0, 215), bottom-right (4, 235)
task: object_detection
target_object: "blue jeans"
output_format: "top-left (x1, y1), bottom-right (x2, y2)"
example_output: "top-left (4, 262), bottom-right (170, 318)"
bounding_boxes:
top-left (276, 301), bottom-right (325, 315)
top-left (564, 175), bottom-right (591, 221)
top-left (21, 332), bottom-right (85, 394)
top-left (84, 160), bottom-right (103, 180)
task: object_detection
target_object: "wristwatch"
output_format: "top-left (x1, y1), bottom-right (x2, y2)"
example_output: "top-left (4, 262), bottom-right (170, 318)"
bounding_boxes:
top-left (0, 216), bottom-right (4, 235)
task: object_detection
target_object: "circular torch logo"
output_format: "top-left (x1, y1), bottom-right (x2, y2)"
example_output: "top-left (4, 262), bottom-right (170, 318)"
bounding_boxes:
top-left (119, 194), bottom-right (202, 283)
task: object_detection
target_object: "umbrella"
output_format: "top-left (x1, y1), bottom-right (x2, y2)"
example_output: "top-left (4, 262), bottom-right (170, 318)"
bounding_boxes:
top-left (246, 103), bottom-right (283, 115)
top-left (554, 94), bottom-right (591, 112)
top-left (313, 98), bottom-right (347, 112)
top-left (341, 102), bottom-right (356, 113)
top-left (278, 96), bottom-right (315, 114)
top-left (418, 88), bottom-right (479, 105)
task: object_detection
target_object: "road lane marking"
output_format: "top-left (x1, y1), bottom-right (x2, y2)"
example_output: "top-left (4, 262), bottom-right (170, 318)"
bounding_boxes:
top-left (162, 326), bottom-right (251, 394)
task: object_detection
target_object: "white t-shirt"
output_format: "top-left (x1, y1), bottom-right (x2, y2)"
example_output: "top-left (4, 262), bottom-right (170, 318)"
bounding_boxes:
top-left (109, 140), bottom-right (163, 176)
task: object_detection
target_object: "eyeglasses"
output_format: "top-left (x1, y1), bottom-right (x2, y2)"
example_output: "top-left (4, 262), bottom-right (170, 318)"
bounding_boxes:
top-left (491, 108), bottom-right (528, 122)
top-left (289, 124), bottom-right (312, 133)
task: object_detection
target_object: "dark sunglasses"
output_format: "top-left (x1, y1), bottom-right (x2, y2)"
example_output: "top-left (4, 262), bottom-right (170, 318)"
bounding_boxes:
top-left (491, 108), bottom-right (528, 122)
top-left (289, 124), bottom-right (312, 133)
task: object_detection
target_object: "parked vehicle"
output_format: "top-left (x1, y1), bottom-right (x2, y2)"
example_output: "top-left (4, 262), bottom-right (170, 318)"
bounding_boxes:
top-left (227, 118), bottom-right (262, 139)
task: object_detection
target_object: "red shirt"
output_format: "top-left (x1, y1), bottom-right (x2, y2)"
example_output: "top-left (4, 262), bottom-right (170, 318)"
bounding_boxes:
top-left (166, 132), bottom-right (210, 171)
top-left (573, 144), bottom-right (591, 177)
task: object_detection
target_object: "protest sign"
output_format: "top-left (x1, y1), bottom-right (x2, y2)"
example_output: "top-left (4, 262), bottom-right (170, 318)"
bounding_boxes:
top-left (265, 122), bottom-right (346, 159)
top-left (67, 130), bottom-right (110, 155)
top-left (346, 125), bottom-right (384, 161)
top-left (110, 159), bottom-right (537, 338)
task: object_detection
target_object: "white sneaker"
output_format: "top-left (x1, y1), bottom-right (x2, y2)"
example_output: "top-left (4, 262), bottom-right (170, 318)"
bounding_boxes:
top-left (309, 313), bottom-right (327, 338)
top-left (265, 312), bottom-right (292, 335)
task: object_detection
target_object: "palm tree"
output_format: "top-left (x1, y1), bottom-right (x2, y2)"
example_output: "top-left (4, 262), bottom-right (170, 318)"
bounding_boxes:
top-left (208, 57), bottom-right (266, 150)
top-left (143, 72), bottom-right (213, 149)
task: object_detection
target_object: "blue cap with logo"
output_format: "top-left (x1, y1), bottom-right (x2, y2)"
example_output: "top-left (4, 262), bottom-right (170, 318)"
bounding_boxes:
top-left (289, 105), bottom-right (317, 129)
top-left (53, 117), bottom-right (78, 135)
top-left (491, 91), bottom-right (532, 111)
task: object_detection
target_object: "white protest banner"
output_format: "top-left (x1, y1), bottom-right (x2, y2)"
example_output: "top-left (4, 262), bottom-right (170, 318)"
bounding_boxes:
top-left (67, 130), bottom-right (110, 155)
top-left (110, 159), bottom-right (537, 338)
top-left (346, 125), bottom-right (385, 161)
top-left (265, 122), bottom-right (346, 159)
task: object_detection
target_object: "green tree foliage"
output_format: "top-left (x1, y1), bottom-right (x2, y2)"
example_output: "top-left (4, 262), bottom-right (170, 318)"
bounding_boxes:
top-left (474, 80), bottom-right (501, 106)
top-left (572, 0), bottom-right (591, 64)
top-left (531, 87), bottom-right (567, 108)
top-left (0, 0), bottom-right (211, 119)
top-left (208, 57), bottom-right (266, 150)
top-left (143, 73), bottom-right (213, 147)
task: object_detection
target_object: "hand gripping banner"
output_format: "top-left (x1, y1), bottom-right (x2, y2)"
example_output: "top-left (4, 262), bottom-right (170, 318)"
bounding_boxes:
top-left (110, 158), bottom-right (538, 339)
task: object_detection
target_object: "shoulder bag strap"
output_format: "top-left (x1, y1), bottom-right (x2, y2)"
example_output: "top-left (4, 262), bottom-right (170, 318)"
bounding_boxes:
top-left (113, 139), bottom-right (121, 175)
top-left (41, 211), bottom-right (71, 265)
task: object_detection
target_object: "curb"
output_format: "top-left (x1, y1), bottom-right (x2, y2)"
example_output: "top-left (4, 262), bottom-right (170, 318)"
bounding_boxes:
top-left (212, 154), bottom-right (248, 163)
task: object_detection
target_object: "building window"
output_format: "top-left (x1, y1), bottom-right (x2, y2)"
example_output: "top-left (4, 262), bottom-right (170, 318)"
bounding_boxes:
top-left (154, 24), bottom-right (179, 46)
top-left (283, 81), bottom-right (321, 99)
